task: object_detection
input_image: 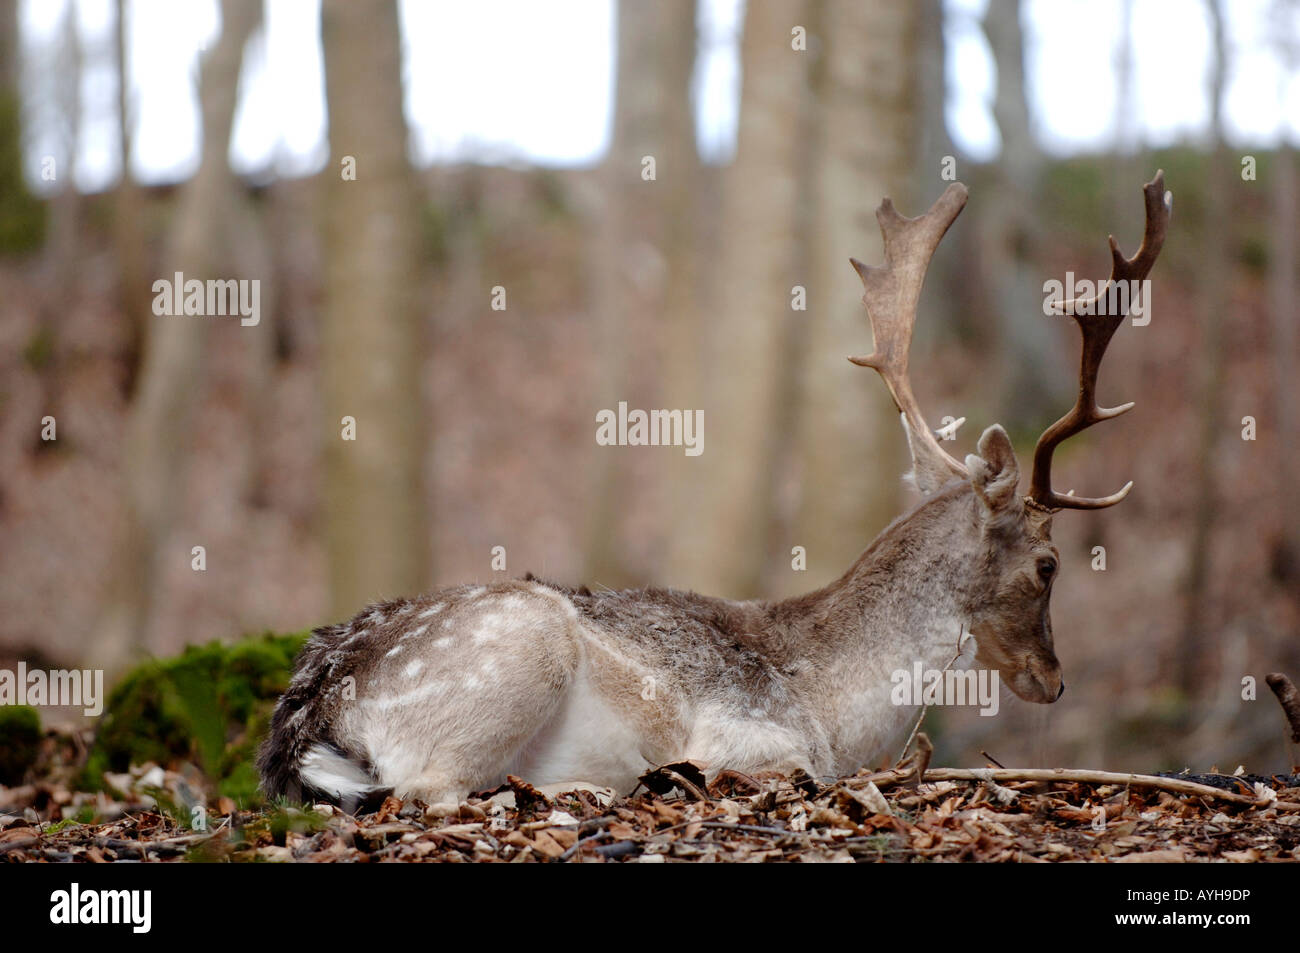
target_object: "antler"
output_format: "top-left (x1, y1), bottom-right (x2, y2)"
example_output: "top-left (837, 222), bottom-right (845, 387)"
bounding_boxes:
top-left (849, 183), bottom-right (970, 494)
top-left (1027, 171), bottom-right (1172, 512)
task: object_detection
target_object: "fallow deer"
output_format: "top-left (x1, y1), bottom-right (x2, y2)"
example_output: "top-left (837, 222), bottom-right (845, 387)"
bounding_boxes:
top-left (259, 173), bottom-right (1171, 809)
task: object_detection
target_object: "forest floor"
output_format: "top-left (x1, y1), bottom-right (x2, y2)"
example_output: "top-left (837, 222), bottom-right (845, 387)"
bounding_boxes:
top-left (3, 752), bottom-right (1299, 863)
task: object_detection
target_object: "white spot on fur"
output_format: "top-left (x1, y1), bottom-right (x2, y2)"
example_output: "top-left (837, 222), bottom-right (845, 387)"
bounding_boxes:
top-left (418, 603), bottom-right (445, 619)
top-left (401, 623), bottom-right (429, 641)
top-left (405, 660), bottom-right (423, 678)
top-left (433, 636), bottom-right (452, 649)
top-left (360, 680), bottom-right (450, 711)
top-left (472, 613), bottom-right (506, 644)
top-left (385, 645), bottom-right (403, 658)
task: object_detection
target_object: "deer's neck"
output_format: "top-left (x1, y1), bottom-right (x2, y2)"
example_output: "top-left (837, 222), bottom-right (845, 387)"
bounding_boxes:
top-left (777, 482), bottom-right (982, 772)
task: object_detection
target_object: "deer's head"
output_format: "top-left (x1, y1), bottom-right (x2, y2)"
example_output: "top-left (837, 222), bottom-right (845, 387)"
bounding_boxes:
top-left (850, 173), bottom-right (1171, 705)
top-left (952, 423), bottom-right (1060, 703)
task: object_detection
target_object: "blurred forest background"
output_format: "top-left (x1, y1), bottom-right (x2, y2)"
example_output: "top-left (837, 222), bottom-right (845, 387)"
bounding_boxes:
top-left (0, 0), bottom-right (1298, 776)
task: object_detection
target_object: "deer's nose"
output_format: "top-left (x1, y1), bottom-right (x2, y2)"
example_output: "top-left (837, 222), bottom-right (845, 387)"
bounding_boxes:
top-left (1056, 680), bottom-right (1066, 700)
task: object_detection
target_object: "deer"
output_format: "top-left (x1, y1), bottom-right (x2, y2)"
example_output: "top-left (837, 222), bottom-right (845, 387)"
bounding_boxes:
top-left (259, 173), bottom-right (1171, 811)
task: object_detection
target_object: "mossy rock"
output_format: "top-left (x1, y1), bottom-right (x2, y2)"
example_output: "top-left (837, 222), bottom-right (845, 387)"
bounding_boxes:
top-left (80, 631), bottom-right (310, 806)
top-left (0, 705), bottom-right (42, 785)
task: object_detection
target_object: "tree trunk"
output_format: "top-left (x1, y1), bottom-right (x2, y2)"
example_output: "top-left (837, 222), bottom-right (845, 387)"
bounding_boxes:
top-left (114, 0), bottom-right (150, 398)
top-left (668, 0), bottom-right (920, 598)
top-left (1268, 142), bottom-right (1298, 582)
top-left (93, 0), bottom-right (260, 674)
top-left (664, 0), bottom-right (809, 597)
top-left (584, 0), bottom-right (699, 589)
top-left (320, 0), bottom-right (429, 618)
top-left (783, 0), bottom-right (922, 594)
top-left (1179, 0), bottom-right (1229, 700)
top-left (981, 0), bottom-right (1056, 432)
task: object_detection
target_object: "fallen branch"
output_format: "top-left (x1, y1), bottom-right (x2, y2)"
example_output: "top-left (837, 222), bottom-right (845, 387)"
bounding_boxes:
top-left (854, 767), bottom-right (1300, 812)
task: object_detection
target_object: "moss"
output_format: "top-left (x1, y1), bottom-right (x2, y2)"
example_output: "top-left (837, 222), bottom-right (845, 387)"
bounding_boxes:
top-left (244, 804), bottom-right (329, 847)
top-left (0, 705), bottom-right (41, 785)
top-left (80, 630), bottom-right (311, 806)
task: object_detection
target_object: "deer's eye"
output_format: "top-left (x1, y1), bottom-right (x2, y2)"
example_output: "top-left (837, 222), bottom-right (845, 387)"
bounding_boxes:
top-left (1037, 558), bottom-right (1057, 582)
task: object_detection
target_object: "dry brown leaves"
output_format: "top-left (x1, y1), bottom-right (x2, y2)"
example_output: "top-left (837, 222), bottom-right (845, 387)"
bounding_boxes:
top-left (4, 758), bottom-right (1300, 863)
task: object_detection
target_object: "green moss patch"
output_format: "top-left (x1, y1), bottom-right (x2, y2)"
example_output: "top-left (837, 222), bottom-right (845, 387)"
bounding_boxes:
top-left (80, 631), bottom-right (310, 806)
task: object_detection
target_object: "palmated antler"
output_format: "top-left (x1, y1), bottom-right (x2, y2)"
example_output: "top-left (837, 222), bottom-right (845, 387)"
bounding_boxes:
top-left (849, 183), bottom-right (970, 493)
top-left (1027, 171), bottom-right (1172, 512)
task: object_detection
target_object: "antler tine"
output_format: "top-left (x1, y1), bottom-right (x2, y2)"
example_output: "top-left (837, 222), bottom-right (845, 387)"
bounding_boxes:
top-left (848, 182), bottom-right (970, 494)
top-left (1028, 171), bottom-right (1172, 512)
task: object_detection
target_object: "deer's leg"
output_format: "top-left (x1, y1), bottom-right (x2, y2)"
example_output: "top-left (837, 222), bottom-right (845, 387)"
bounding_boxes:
top-left (388, 681), bottom-right (570, 806)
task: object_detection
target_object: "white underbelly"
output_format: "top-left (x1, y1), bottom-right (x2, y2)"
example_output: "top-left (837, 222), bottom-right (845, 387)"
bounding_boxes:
top-left (510, 671), bottom-right (650, 794)
top-left (684, 704), bottom-right (816, 775)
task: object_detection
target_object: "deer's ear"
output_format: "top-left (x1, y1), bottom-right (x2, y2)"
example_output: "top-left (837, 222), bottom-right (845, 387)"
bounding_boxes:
top-left (965, 425), bottom-right (1020, 518)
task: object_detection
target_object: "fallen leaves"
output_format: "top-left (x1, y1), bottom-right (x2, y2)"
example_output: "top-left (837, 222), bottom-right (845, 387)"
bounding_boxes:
top-left (4, 758), bottom-right (1300, 862)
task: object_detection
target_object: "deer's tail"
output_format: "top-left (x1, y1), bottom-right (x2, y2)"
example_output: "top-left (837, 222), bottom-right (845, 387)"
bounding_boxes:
top-left (257, 624), bottom-right (392, 812)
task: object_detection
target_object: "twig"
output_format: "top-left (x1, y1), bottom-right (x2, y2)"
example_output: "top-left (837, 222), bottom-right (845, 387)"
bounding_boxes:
top-left (854, 766), bottom-right (1300, 812)
top-left (559, 828), bottom-right (611, 862)
top-left (681, 821), bottom-right (804, 837)
top-left (910, 732), bottom-right (933, 790)
top-left (653, 818), bottom-right (802, 838)
top-left (980, 750), bottom-right (1006, 769)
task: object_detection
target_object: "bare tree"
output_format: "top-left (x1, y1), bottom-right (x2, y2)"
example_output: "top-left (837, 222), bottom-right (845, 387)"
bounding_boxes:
top-left (1268, 0), bottom-right (1299, 585)
top-left (584, 0), bottom-right (699, 588)
top-left (784, 0), bottom-right (926, 592)
top-left (94, 0), bottom-right (260, 673)
top-left (319, 0), bottom-right (429, 618)
top-left (1179, 0), bottom-right (1229, 698)
top-left (669, 0), bottom-right (921, 597)
top-left (981, 0), bottom-right (1057, 430)
top-left (114, 0), bottom-right (150, 394)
